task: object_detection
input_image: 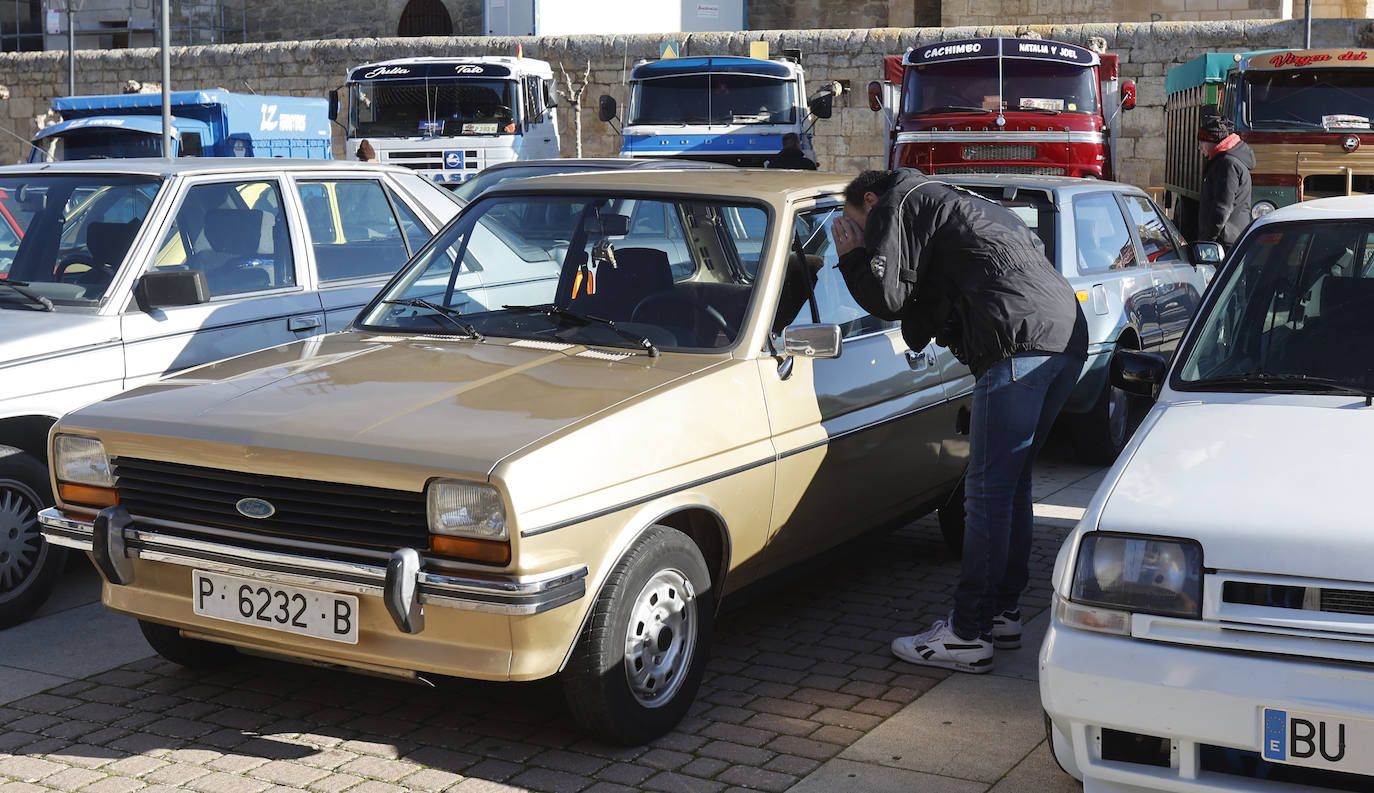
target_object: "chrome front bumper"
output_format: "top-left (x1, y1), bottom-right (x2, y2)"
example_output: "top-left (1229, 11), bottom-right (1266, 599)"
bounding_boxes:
top-left (40, 506), bottom-right (586, 632)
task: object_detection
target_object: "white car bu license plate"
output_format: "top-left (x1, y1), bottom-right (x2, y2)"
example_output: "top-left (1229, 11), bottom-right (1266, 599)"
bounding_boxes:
top-left (192, 570), bottom-right (358, 644)
top-left (1262, 707), bottom-right (1374, 775)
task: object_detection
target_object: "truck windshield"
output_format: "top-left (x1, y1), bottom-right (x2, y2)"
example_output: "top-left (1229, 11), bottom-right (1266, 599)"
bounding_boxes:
top-left (1176, 220), bottom-right (1374, 392)
top-left (1243, 70), bottom-right (1374, 130)
top-left (350, 79), bottom-right (519, 138)
top-left (0, 175), bottom-right (161, 308)
top-left (629, 75), bottom-right (797, 125)
top-left (36, 129), bottom-right (164, 162)
top-left (903, 59), bottom-right (1099, 115)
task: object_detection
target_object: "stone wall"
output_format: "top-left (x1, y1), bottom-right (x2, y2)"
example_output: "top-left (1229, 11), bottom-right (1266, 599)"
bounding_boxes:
top-left (748, 0), bottom-right (941, 30)
top-left (243, 0), bottom-right (483, 43)
top-left (940, 0), bottom-right (1289, 26)
top-left (2, 18), bottom-right (1372, 189)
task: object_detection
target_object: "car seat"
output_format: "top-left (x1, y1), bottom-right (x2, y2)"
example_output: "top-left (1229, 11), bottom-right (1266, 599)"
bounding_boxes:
top-left (85, 220), bottom-right (140, 270)
top-left (190, 209), bottom-right (275, 294)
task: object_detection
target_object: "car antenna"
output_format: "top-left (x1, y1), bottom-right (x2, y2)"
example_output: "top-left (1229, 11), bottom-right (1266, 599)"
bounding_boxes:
top-left (0, 124), bottom-right (53, 162)
top-left (242, 80), bottom-right (259, 95)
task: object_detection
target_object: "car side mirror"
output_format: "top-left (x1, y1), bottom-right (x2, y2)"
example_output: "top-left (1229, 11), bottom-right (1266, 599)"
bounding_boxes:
top-left (134, 269), bottom-right (209, 311)
top-left (328, 89), bottom-right (340, 121)
top-left (598, 94), bottom-right (618, 123)
top-left (1121, 80), bottom-right (1137, 111)
top-left (808, 93), bottom-right (833, 120)
top-left (1111, 349), bottom-right (1166, 400)
top-left (781, 324), bottom-right (842, 359)
top-left (1187, 241), bottom-right (1223, 266)
top-left (867, 81), bottom-right (883, 112)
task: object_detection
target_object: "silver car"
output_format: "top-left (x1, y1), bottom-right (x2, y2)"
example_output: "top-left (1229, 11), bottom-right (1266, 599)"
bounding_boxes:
top-left (946, 175), bottom-right (1217, 463)
top-left (0, 158), bottom-right (459, 628)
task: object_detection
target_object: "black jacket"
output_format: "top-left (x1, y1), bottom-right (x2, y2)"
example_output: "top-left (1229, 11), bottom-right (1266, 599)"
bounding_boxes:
top-left (767, 148), bottom-right (817, 170)
top-left (837, 169), bottom-right (1087, 379)
top-left (1197, 139), bottom-right (1255, 246)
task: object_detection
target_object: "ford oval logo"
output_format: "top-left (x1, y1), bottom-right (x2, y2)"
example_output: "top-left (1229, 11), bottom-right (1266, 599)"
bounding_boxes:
top-left (235, 498), bottom-right (276, 519)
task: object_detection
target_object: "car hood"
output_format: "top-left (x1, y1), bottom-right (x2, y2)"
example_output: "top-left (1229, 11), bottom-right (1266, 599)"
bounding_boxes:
top-left (67, 332), bottom-right (722, 478)
top-left (0, 308), bottom-right (118, 371)
top-left (1099, 399), bottom-right (1374, 581)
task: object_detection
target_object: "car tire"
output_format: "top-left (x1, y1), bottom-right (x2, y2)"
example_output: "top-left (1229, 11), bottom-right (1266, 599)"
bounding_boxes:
top-left (138, 620), bottom-right (238, 668)
top-left (561, 525), bottom-right (713, 745)
top-left (1070, 374), bottom-right (1138, 466)
top-left (0, 447), bottom-right (67, 630)
top-left (937, 478), bottom-right (965, 556)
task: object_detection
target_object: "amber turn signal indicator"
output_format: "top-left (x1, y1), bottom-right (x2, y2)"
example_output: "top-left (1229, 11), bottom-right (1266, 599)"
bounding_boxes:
top-left (430, 536), bottom-right (511, 566)
top-left (57, 483), bottom-right (119, 509)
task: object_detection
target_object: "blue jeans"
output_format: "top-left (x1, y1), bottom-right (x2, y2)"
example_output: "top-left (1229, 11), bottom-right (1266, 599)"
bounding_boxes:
top-left (950, 352), bottom-right (1080, 640)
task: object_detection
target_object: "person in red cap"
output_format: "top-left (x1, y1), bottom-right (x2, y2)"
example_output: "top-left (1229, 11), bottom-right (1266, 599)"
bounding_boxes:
top-left (1196, 116), bottom-right (1254, 247)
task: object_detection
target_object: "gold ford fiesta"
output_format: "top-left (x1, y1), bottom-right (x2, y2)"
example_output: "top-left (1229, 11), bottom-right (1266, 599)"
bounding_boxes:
top-left (39, 170), bottom-right (973, 743)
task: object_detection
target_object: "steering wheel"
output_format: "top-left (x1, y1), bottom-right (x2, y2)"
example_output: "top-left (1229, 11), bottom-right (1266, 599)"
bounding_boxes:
top-left (631, 291), bottom-right (733, 342)
top-left (56, 253), bottom-right (114, 283)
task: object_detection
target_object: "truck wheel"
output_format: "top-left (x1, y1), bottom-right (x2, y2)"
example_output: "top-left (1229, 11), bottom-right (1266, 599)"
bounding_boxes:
top-left (1070, 375), bottom-right (1137, 466)
top-left (138, 620), bottom-right (238, 668)
top-left (562, 525), bottom-right (713, 744)
top-left (937, 478), bottom-right (965, 556)
top-left (0, 448), bottom-right (66, 629)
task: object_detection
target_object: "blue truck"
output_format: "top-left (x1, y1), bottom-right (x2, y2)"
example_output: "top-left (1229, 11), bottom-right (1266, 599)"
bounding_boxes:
top-left (29, 89), bottom-right (333, 162)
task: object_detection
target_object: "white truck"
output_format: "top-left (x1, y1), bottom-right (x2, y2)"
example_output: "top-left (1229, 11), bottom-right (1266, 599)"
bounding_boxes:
top-left (333, 56), bottom-right (561, 187)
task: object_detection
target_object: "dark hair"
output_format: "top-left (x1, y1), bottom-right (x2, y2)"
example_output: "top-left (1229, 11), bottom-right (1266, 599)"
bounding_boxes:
top-left (356, 139), bottom-right (377, 161)
top-left (781, 132), bottom-right (800, 147)
top-left (844, 170), bottom-right (897, 206)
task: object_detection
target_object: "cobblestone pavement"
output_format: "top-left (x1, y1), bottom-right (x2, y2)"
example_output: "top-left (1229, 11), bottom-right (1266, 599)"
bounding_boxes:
top-left (0, 449), bottom-right (1100, 793)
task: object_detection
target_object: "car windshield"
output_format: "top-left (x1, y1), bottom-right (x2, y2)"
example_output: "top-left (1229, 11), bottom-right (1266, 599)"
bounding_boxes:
top-left (350, 78), bottom-right (518, 138)
top-left (903, 59), bottom-right (1100, 115)
top-left (0, 174), bottom-right (162, 309)
top-left (1244, 69), bottom-right (1374, 130)
top-left (629, 75), bottom-right (797, 125)
top-left (358, 192), bottom-right (769, 352)
top-left (1176, 219), bottom-right (1374, 391)
top-left (450, 164), bottom-right (610, 203)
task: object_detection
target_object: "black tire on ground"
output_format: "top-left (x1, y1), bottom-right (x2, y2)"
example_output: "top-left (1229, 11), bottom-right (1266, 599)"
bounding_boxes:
top-left (138, 620), bottom-right (238, 668)
top-left (0, 447), bottom-right (68, 629)
top-left (937, 477), bottom-right (966, 556)
top-left (1069, 373), bottom-right (1140, 466)
top-left (562, 525), bottom-right (714, 744)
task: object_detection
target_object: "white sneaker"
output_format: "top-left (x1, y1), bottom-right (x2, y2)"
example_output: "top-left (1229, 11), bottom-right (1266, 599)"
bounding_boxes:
top-left (991, 609), bottom-right (1022, 650)
top-left (891, 617), bottom-right (994, 674)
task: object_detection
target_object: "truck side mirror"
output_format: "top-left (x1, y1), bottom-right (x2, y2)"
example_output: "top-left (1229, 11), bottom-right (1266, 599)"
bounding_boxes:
top-left (1187, 241), bottom-right (1223, 266)
top-left (867, 81), bottom-right (883, 113)
top-left (598, 95), bottom-right (618, 123)
top-left (809, 93), bottom-right (833, 120)
top-left (328, 89), bottom-right (340, 121)
top-left (781, 324), bottom-right (842, 359)
top-left (134, 270), bottom-right (209, 312)
top-left (1121, 80), bottom-right (1136, 111)
top-left (543, 80), bottom-right (557, 110)
top-left (1111, 349), bottom-right (1166, 400)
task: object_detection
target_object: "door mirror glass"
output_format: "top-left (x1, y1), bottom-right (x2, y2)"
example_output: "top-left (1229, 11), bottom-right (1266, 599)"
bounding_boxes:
top-left (867, 81), bottom-right (883, 112)
top-left (781, 323), bottom-right (842, 359)
top-left (328, 89), bottom-right (340, 121)
top-left (809, 93), bottom-right (833, 120)
top-left (1188, 241), bottom-right (1224, 265)
top-left (135, 269), bottom-right (209, 311)
top-left (1121, 80), bottom-right (1137, 110)
top-left (598, 94), bottom-right (618, 123)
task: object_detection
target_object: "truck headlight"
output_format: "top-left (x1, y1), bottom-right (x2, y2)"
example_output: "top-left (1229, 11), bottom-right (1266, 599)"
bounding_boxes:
top-left (1064, 533), bottom-right (1203, 634)
top-left (1251, 200), bottom-right (1277, 220)
top-left (426, 479), bottom-right (510, 565)
top-left (52, 435), bottom-right (118, 509)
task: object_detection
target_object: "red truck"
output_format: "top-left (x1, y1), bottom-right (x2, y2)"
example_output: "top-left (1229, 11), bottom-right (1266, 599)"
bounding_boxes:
top-left (869, 37), bottom-right (1135, 179)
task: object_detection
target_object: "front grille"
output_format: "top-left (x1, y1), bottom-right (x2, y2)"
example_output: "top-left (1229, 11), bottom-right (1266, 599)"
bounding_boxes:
top-left (1323, 589), bottom-right (1374, 616)
top-left (1223, 581), bottom-right (1374, 616)
top-left (961, 144), bottom-right (1038, 161)
top-left (937, 165), bottom-right (1065, 176)
top-left (112, 457), bottom-right (428, 550)
top-left (381, 150), bottom-right (481, 171)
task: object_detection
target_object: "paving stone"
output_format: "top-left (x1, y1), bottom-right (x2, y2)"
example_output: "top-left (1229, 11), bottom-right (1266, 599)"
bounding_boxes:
top-left (696, 741), bottom-right (772, 766)
top-left (636, 748), bottom-right (692, 771)
top-left (207, 753), bottom-right (272, 773)
top-left (80, 777), bottom-right (147, 793)
top-left (457, 759), bottom-right (523, 782)
top-left (697, 724), bottom-right (773, 748)
top-left (0, 754), bottom-right (65, 781)
top-left (760, 753), bottom-right (821, 776)
top-left (304, 772), bottom-right (365, 793)
top-left (142, 763), bottom-right (214, 786)
top-left (0, 783), bottom-right (48, 793)
top-left (395, 767), bottom-right (464, 791)
top-left (528, 749), bottom-right (609, 776)
top-left (104, 755), bottom-right (171, 777)
top-left (31, 767), bottom-right (105, 791)
top-left (507, 767), bottom-right (593, 793)
top-left (582, 784), bottom-right (638, 793)
top-left (762, 734), bottom-right (843, 761)
top-left (641, 771), bottom-right (725, 793)
top-left (186, 771), bottom-right (273, 793)
top-left (716, 765), bottom-right (796, 792)
top-left (335, 756), bottom-right (421, 782)
top-left (448, 780), bottom-right (529, 792)
top-left (593, 763), bottom-right (653, 785)
top-left (741, 712), bottom-right (818, 737)
top-left (678, 757), bottom-right (729, 778)
top-left (9, 694), bottom-right (81, 714)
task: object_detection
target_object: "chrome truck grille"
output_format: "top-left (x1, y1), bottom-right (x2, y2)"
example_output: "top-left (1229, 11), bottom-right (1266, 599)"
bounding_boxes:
top-left (961, 144), bottom-right (1039, 161)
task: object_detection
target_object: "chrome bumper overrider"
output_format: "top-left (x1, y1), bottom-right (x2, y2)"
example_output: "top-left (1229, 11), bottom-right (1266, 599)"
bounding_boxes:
top-left (39, 506), bottom-right (586, 631)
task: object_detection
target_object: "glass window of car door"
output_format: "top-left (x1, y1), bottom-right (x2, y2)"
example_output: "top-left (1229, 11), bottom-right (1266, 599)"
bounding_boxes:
top-left (1071, 192), bottom-right (1137, 273)
top-left (299, 179), bottom-right (411, 281)
top-left (1122, 194), bottom-right (1182, 263)
top-left (386, 186), bottom-right (432, 255)
top-left (776, 206), bottom-right (897, 337)
top-left (151, 180), bottom-right (295, 297)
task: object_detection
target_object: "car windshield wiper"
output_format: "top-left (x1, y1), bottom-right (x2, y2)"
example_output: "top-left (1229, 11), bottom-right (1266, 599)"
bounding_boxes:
top-left (914, 105), bottom-right (995, 115)
top-left (1186, 372), bottom-right (1374, 403)
top-left (1015, 105), bottom-right (1063, 115)
top-left (381, 298), bottom-right (484, 341)
top-left (0, 280), bottom-right (54, 311)
top-left (501, 304), bottom-right (659, 358)
top-left (1250, 118), bottom-right (1326, 130)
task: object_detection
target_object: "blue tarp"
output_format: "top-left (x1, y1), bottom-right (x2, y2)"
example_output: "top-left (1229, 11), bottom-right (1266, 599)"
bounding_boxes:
top-left (630, 57), bottom-right (793, 81)
top-left (1165, 53), bottom-right (1241, 95)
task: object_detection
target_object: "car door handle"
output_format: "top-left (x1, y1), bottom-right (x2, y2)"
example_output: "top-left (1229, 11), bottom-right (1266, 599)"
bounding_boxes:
top-left (288, 315), bottom-right (322, 332)
top-left (905, 349), bottom-right (935, 371)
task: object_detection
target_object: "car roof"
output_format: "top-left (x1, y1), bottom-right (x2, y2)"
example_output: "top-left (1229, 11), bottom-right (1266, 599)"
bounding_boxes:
top-left (0, 158), bottom-right (415, 179)
top-left (481, 168), bottom-right (850, 202)
top-left (477, 158), bottom-right (733, 173)
top-left (1251, 194), bottom-right (1374, 226)
top-left (938, 173), bottom-right (1147, 198)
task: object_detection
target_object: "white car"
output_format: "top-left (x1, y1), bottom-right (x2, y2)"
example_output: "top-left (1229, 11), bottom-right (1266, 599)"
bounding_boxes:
top-left (0, 159), bottom-right (459, 628)
top-left (1040, 195), bottom-right (1374, 791)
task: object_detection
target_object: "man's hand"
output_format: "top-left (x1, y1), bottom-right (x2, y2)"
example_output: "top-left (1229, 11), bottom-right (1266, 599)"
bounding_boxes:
top-left (830, 216), bottom-right (865, 257)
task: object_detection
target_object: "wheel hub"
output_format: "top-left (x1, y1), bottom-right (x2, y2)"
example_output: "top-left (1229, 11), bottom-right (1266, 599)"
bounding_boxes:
top-left (0, 481), bottom-right (43, 595)
top-left (623, 568), bottom-right (696, 708)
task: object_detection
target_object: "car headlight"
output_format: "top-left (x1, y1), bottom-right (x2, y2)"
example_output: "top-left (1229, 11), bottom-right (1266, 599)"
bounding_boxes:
top-left (1251, 200), bottom-right (1277, 220)
top-left (426, 479), bottom-right (511, 565)
top-left (53, 435), bottom-right (113, 487)
top-left (1062, 533), bottom-right (1203, 635)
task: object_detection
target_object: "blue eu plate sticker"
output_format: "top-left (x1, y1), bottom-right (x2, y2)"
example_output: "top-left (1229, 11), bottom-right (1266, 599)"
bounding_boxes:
top-left (1263, 709), bottom-right (1287, 762)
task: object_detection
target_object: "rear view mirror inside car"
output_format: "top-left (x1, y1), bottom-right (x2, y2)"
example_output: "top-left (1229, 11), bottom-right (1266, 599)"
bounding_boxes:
top-left (584, 213), bottom-right (630, 236)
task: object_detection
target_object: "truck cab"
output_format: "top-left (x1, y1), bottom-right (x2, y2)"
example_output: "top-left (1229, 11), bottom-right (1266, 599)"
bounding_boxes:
top-left (338, 57), bottom-right (560, 187)
top-left (598, 55), bottom-right (835, 168)
top-left (29, 90), bottom-right (332, 163)
top-left (875, 38), bottom-right (1133, 179)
